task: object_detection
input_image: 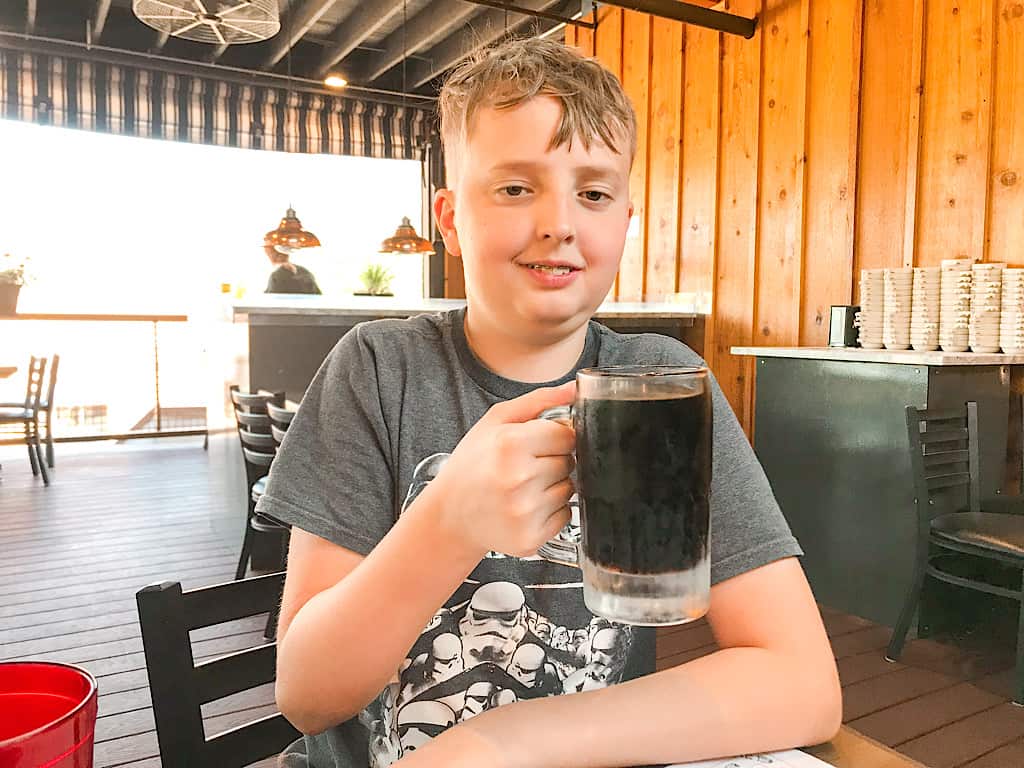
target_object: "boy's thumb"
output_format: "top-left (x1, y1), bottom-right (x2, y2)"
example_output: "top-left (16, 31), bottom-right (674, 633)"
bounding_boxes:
top-left (491, 381), bottom-right (576, 424)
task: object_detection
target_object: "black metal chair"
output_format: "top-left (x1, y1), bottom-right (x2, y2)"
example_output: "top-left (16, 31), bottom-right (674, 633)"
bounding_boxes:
top-left (886, 401), bottom-right (1024, 704)
top-left (0, 355), bottom-right (48, 485)
top-left (136, 573), bottom-right (300, 767)
top-left (0, 353), bottom-right (59, 468)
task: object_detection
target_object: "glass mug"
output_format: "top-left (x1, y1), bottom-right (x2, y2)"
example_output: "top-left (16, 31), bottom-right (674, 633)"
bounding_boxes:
top-left (538, 366), bottom-right (712, 626)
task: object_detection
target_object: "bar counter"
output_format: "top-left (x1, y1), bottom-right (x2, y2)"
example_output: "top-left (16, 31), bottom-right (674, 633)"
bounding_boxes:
top-left (234, 296), bottom-right (706, 402)
top-left (733, 345), bottom-right (1023, 628)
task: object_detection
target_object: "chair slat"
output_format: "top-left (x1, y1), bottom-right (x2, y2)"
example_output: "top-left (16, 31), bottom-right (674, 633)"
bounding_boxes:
top-left (194, 644), bottom-right (278, 705)
top-left (206, 713), bottom-right (301, 768)
top-left (915, 408), bottom-right (967, 423)
top-left (239, 428), bottom-right (277, 451)
top-left (922, 449), bottom-right (970, 468)
top-left (926, 472), bottom-right (971, 491)
top-left (919, 427), bottom-right (969, 444)
top-left (183, 572), bottom-right (285, 630)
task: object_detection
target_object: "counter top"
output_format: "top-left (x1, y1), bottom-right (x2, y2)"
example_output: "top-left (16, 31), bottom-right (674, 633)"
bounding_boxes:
top-left (731, 345), bottom-right (1024, 365)
top-left (233, 295), bottom-right (703, 320)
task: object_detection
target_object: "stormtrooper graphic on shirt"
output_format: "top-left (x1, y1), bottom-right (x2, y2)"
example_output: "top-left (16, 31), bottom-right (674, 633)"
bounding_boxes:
top-left (367, 453), bottom-right (633, 767)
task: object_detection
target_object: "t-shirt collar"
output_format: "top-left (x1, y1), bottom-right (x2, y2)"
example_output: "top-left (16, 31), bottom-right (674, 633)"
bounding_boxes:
top-left (449, 307), bottom-right (600, 400)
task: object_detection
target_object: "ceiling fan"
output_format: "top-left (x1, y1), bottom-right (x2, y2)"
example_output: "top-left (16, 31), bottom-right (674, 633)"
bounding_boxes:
top-left (132, 0), bottom-right (281, 45)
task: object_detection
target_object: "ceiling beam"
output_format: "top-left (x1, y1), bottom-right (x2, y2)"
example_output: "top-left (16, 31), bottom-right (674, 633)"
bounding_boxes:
top-left (313, 0), bottom-right (404, 79)
top-left (264, 0), bottom-right (343, 68)
top-left (354, 0), bottom-right (481, 84)
top-left (26, 0), bottom-right (36, 35)
top-left (92, 0), bottom-right (112, 42)
top-left (594, 0), bottom-right (755, 37)
top-left (408, 0), bottom-right (563, 88)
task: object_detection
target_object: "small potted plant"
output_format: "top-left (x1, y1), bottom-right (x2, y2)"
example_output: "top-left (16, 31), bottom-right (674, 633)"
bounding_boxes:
top-left (0, 253), bottom-right (28, 315)
top-left (355, 263), bottom-right (395, 297)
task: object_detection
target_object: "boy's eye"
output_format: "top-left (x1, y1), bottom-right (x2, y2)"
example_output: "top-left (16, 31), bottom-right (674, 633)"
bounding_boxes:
top-left (501, 185), bottom-right (528, 197)
top-left (582, 190), bottom-right (610, 202)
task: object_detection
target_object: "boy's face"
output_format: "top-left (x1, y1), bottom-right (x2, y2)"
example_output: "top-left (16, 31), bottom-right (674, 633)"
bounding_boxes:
top-left (435, 96), bottom-right (632, 339)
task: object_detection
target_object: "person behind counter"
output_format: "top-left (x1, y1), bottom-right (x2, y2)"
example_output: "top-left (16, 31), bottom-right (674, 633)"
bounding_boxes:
top-left (265, 243), bottom-right (322, 295)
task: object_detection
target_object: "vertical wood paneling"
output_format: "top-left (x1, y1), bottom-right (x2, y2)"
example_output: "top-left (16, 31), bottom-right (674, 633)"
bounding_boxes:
top-left (564, 17), bottom-right (577, 48)
top-left (711, 0), bottom-right (762, 430)
top-left (800, 0), bottom-right (863, 345)
top-left (988, 0), bottom-right (1024, 265)
top-left (595, 6), bottom-right (624, 302)
top-left (576, 13), bottom-right (596, 56)
top-left (901, 0), bottom-right (927, 270)
top-left (645, 17), bottom-right (684, 300)
top-left (916, 0), bottom-right (995, 265)
top-left (618, 11), bottom-right (652, 301)
top-left (754, 0), bottom-right (809, 347)
top-left (679, 23), bottom-right (720, 313)
top-left (854, 0), bottom-right (923, 283)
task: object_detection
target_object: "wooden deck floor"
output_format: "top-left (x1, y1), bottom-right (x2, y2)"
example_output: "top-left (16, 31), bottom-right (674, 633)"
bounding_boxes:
top-left (1, 436), bottom-right (1023, 767)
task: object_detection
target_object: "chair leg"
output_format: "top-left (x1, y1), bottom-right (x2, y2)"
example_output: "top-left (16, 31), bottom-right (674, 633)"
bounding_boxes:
top-left (24, 421), bottom-right (39, 476)
top-left (887, 549), bottom-right (929, 662)
top-left (235, 513), bottom-right (255, 580)
top-left (32, 420), bottom-right (49, 486)
top-left (1015, 593), bottom-right (1024, 706)
top-left (45, 412), bottom-right (54, 468)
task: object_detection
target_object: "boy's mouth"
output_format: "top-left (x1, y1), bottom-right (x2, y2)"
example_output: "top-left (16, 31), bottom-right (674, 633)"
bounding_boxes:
top-left (527, 264), bottom-right (575, 276)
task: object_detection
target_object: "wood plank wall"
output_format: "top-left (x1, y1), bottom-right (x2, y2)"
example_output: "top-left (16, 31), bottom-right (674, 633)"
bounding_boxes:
top-left (566, 0), bottom-right (1024, 433)
top-left (443, 2), bottom-right (1023, 434)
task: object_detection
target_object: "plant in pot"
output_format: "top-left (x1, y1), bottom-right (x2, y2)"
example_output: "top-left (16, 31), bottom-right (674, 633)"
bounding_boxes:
top-left (0, 253), bottom-right (28, 316)
top-left (355, 263), bottom-right (395, 297)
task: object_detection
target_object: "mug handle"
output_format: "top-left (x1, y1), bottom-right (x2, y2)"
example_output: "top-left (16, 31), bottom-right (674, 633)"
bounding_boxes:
top-left (536, 405), bottom-right (580, 567)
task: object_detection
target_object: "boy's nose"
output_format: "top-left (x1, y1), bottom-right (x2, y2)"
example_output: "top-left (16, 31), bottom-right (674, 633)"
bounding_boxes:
top-left (537, 200), bottom-right (575, 243)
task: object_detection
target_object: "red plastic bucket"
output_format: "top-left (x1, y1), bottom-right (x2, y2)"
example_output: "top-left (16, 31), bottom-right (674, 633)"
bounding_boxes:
top-left (0, 661), bottom-right (98, 768)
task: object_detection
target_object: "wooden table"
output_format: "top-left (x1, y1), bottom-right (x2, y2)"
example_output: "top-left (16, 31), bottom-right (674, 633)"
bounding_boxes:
top-left (0, 367), bottom-right (16, 379)
top-left (805, 726), bottom-right (925, 767)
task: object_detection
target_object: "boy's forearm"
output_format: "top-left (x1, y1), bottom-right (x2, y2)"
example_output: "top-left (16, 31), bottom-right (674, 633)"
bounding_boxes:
top-left (277, 486), bottom-right (482, 733)
top-left (458, 646), bottom-right (842, 767)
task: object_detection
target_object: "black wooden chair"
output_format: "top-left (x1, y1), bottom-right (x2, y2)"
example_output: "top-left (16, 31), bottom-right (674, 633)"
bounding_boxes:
top-left (136, 573), bottom-right (300, 767)
top-left (230, 386), bottom-right (287, 581)
top-left (0, 355), bottom-right (48, 485)
top-left (0, 353), bottom-right (59, 468)
top-left (886, 401), bottom-right (1024, 704)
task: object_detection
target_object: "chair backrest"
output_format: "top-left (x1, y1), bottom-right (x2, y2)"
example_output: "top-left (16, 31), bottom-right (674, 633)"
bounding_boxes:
top-left (239, 427), bottom-right (277, 453)
top-left (241, 445), bottom-right (276, 488)
top-left (905, 401), bottom-right (981, 522)
top-left (23, 355), bottom-right (46, 409)
top-left (271, 423), bottom-right (288, 446)
top-left (230, 385), bottom-right (284, 435)
top-left (266, 402), bottom-right (296, 429)
top-left (41, 353), bottom-right (59, 410)
top-left (136, 573), bottom-right (299, 768)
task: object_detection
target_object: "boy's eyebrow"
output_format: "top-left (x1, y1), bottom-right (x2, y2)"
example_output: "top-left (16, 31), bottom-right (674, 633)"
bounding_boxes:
top-left (486, 160), bottom-right (623, 181)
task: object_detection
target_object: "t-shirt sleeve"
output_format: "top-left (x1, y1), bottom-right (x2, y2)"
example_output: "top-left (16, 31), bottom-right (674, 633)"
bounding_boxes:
top-left (703, 365), bottom-right (802, 585)
top-left (256, 324), bottom-right (395, 556)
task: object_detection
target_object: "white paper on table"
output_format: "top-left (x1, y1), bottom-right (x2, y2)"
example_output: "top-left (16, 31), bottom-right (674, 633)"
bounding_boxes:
top-left (666, 748), bottom-right (834, 768)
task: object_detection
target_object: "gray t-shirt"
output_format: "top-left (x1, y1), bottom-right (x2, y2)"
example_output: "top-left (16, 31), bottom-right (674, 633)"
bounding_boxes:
top-left (259, 308), bottom-right (800, 768)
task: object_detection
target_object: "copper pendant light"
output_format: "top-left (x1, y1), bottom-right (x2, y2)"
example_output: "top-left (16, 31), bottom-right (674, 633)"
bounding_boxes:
top-left (377, 1), bottom-right (434, 257)
top-left (264, 206), bottom-right (321, 252)
top-left (379, 217), bottom-right (435, 254)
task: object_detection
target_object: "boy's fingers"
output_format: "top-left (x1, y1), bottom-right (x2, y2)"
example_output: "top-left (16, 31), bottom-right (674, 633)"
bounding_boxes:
top-left (488, 381), bottom-right (576, 425)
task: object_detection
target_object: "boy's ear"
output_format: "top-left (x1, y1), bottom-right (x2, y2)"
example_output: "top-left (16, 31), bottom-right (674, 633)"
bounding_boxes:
top-left (433, 189), bottom-right (461, 258)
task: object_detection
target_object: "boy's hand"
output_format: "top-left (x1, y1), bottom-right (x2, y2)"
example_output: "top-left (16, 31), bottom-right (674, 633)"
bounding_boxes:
top-left (424, 382), bottom-right (576, 559)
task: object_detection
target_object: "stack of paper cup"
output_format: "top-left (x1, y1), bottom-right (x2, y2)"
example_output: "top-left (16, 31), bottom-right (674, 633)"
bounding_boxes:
top-left (969, 262), bottom-right (1003, 353)
top-left (856, 269), bottom-right (885, 349)
top-left (910, 266), bottom-right (941, 350)
top-left (939, 259), bottom-right (973, 352)
top-left (1001, 269), bottom-right (1024, 354)
top-left (882, 268), bottom-right (913, 350)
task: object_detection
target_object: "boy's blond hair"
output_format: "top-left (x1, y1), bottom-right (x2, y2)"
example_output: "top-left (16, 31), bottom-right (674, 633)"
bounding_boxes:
top-left (438, 36), bottom-right (637, 180)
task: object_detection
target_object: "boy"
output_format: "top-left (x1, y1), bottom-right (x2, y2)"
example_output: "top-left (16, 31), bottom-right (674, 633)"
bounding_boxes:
top-left (263, 36), bottom-right (841, 768)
